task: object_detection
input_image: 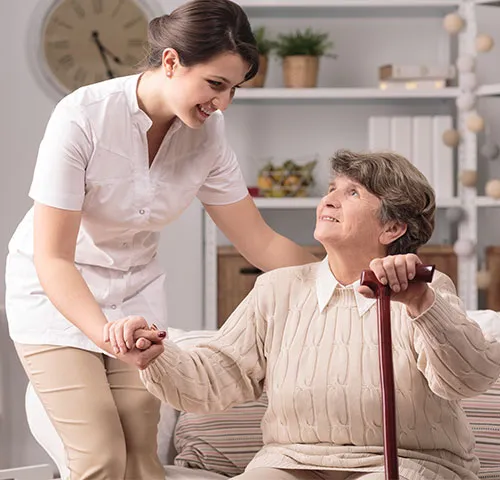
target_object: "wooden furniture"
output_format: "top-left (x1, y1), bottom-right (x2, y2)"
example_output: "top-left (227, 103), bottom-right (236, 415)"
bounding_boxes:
top-left (487, 246), bottom-right (500, 311)
top-left (217, 244), bottom-right (457, 327)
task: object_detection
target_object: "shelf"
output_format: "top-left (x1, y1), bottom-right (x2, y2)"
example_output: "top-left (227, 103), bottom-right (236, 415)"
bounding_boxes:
top-left (477, 83), bottom-right (500, 97)
top-left (240, 0), bottom-right (468, 17)
top-left (254, 197), bottom-right (320, 208)
top-left (253, 196), bottom-right (461, 209)
top-left (235, 87), bottom-right (459, 103)
top-left (476, 196), bottom-right (500, 207)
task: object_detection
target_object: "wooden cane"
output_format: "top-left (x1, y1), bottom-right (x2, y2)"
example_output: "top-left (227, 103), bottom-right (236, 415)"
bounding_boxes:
top-left (360, 264), bottom-right (435, 480)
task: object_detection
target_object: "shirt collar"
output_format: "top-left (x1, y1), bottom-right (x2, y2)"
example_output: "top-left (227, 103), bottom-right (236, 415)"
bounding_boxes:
top-left (316, 256), bottom-right (376, 316)
top-left (126, 73), bottom-right (182, 135)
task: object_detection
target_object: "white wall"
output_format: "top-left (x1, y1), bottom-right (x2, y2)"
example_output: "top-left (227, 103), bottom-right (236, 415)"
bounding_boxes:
top-left (1, 0), bottom-right (499, 471)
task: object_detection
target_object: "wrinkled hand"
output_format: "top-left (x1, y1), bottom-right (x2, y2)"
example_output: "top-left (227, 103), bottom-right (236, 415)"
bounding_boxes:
top-left (103, 316), bottom-right (166, 370)
top-left (357, 254), bottom-right (430, 308)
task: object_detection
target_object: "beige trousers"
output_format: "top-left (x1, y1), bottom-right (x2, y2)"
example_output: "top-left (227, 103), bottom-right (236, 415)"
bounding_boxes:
top-left (15, 343), bottom-right (165, 480)
top-left (233, 468), bottom-right (408, 480)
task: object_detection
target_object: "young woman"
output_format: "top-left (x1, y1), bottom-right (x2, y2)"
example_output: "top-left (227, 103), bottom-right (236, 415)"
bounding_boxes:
top-left (5, 0), bottom-right (316, 478)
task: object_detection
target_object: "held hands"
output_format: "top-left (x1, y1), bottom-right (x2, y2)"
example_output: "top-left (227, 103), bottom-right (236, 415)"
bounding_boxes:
top-left (103, 316), bottom-right (166, 370)
top-left (357, 254), bottom-right (434, 316)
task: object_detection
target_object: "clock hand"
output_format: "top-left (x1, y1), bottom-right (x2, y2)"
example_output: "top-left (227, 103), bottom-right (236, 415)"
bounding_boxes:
top-left (91, 30), bottom-right (123, 65)
top-left (91, 31), bottom-right (115, 79)
top-left (100, 44), bottom-right (123, 65)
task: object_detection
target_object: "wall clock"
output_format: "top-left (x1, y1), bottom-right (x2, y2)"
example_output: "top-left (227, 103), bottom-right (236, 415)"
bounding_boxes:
top-left (29, 0), bottom-right (160, 98)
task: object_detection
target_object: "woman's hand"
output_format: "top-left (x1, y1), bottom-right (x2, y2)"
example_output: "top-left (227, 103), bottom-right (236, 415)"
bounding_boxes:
top-left (103, 316), bottom-right (166, 369)
top-left (358, 254), bottom-right (434, 316)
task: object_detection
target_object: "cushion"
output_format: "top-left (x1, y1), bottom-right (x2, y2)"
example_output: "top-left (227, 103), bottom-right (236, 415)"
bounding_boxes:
top-left (463, 310), bottom-right (500, 477)
top-left (168, 328), bottom-right (267, 477)
top-left (462, 377), bottom-right (500, 474)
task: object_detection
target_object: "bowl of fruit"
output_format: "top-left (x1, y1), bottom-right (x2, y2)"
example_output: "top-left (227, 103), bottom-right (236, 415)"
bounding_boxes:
top-left (257, 159), bottom-right (317, 197)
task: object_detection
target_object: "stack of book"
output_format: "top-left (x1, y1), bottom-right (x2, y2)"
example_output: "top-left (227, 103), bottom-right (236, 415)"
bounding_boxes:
top-left (378, 64), bottom-right (456, 90)
top-left (368, 115), bottom-right (455, 199)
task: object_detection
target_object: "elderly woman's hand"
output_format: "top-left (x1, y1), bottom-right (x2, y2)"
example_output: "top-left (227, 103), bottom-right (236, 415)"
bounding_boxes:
top-left (358, 254), bottom-right (435, 316)
top-left (103, 316), bottom-right (167, 369)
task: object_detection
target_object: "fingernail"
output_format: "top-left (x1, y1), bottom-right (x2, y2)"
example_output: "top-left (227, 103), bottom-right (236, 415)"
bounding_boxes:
top-left (158, 331), bottom-right (167, 338)
top-left (401, 283), bottom-right (408, 290)
top-left (392, 285), bottom-right (400, 293)
top-left (114, 348), bottom-right (119, 354)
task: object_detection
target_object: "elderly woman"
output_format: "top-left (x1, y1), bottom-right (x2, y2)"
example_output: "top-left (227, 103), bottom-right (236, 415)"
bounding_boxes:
top-left (105, 150), bottom-right (500, 480)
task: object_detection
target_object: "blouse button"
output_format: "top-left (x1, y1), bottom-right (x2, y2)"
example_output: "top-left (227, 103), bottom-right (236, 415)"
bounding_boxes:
top-left (111, 305), bottom-right (117, 310)
top-left (139, 209), bottom-right (145, 215)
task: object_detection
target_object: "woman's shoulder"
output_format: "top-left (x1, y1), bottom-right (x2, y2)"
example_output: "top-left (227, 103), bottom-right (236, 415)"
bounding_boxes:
top-left (255, 261), bottom-right (321, 289)
top-left (58, 75), bottom-right (137, 112)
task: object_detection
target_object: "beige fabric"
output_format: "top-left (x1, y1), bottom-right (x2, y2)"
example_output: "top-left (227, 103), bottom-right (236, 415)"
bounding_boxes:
top-left (16, 343), bottom-right (164, 480)
top-left (141, 263), bottom-right (500, 480)
top-left (233, 468), bottom-right (409, 479)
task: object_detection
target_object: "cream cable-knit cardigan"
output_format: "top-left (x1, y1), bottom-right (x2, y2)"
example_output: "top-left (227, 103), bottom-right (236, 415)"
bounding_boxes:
top-left (140, 261), bottom-right (500, 480)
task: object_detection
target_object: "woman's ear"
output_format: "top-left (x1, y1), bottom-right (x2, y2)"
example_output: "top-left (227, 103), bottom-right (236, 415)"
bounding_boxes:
top-left (161, 48), bottom-right (180, 77)
top-left (379, 221), bottom-right (407, 246)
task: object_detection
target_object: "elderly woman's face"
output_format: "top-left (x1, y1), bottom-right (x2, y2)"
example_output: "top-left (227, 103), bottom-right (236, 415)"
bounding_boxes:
top-left (314, 175), bottom-right (385, 250)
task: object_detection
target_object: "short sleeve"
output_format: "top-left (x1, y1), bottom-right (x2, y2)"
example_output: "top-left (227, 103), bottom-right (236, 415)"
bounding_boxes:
top-left (29, 102), bottom-right (93, 211)
top-left (196, 114), bottom-right (248, 206)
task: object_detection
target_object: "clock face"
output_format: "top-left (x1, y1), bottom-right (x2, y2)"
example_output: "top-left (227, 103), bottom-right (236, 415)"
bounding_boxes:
top-left (42, 0), bottom-right (150, 93)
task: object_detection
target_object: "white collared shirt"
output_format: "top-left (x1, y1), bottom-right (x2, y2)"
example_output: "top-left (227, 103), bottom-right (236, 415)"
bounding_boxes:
top-left (5, 74), bottom-right (248, 352)
top-left (315, 257), bottom-right (376, 316)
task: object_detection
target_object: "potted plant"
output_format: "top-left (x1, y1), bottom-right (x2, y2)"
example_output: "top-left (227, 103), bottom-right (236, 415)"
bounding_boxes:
top-left (241, 27), bottom-right (275, 88)
top-left (275, 28), bottom-right (334, 88)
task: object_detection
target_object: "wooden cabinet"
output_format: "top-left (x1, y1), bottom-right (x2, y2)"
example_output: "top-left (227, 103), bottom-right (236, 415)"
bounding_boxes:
top-left (217, 244), bottom-right (459, 327)
top-left (487, 246), bottom-right (500, 312)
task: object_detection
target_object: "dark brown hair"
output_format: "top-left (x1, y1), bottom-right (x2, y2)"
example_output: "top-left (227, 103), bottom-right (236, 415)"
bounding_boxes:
top-left (139, 0), bottom-right (259, 81)
top-left (329, 149), bottom-right (436, 255)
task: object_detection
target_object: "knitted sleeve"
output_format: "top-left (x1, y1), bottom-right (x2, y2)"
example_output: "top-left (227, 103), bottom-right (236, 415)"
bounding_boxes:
top-left (411, 271), bottom-right (500, 400)
top-left (139, 277), bottom-right (269, 413)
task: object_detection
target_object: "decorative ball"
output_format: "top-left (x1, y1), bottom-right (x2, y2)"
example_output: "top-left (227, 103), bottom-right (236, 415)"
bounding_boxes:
top-left (456, 55), bottom-right (475, 73)
top-left (443, 13), bottom-right (465, 34)
top-left (485, 179), bottom-right (500, 199)
top-left (477, 269), bottom-right (492, 290)
top-left (459, 169), bottom-right (477, 187)
top-left (453, 239), bottom-right (475, 257)
top-left (476, 34), bottom-right (495, 53)
top-left (442, 129), bottom-right (461, 147)
top-left (445, 206), bottom-right (465, 223)
top-left (456, 92), bottom-right (476, 111)
top-left (480, 142), bottom-right (500, 160)
top-left (461, 73), bottom-right (478, 91)
top-left (466, 113), bottom-right (485, 133)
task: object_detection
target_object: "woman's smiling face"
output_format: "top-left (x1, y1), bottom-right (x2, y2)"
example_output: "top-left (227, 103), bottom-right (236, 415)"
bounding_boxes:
top-left (314, 175), bottom-right (386, 251)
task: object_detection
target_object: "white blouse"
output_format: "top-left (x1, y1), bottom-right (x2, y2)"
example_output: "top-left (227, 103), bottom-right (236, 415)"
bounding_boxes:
top-left (5, 74), bottom-right (248, 353)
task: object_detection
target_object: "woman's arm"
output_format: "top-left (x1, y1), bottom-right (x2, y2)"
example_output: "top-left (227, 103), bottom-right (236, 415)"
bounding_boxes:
top-left (33, 202), bottom-right (114, 355)
top-left (204, 195), bottom-right (317, 271)
top-left (136, 278), bottom-right (270, 413)
top-left (410, 272), bottom-right (500, 400)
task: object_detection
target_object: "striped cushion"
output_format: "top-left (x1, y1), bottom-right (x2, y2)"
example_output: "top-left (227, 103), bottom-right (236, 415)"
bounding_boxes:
top-left (462, 378), bottom-right (500, 477)
top-left (170, 328), bottom-right (267, 477)
top-left (174, 393), bottom-right (267, 477)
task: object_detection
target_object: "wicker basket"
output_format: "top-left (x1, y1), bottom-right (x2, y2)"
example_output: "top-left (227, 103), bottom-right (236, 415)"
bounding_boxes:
top-left (282, 55), bottom-right (319, 88)
top-left (241, 55), bottom-right (268, 88)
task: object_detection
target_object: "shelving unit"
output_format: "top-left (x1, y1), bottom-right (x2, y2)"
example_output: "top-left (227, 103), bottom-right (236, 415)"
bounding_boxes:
top-left (202, 0), bottom-right (500, 329)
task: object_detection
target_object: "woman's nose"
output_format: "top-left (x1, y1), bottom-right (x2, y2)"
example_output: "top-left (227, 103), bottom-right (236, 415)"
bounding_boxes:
top-left (212, 91), bottom-right (232, 112)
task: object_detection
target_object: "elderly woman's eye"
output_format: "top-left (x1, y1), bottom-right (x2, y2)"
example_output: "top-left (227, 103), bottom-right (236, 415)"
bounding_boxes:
top-left (350, 189), bottom-right (359, 196)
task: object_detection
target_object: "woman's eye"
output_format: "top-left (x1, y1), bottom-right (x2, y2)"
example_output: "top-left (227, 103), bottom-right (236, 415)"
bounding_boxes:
top-left (208, 80), bottom-right (223, 88)
top-left (350, 189), bottom-right (359, 196)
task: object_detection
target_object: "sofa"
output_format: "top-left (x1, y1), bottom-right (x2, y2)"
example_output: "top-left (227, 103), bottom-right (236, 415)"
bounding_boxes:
top-left (25, 311), bottom-right (500, 480)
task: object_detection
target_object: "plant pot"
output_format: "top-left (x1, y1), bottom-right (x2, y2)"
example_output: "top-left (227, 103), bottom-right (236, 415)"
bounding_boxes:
top-left (241, 54), bottom-right (268, 88)
top-left (282, 55), bottom-right (319, 88)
